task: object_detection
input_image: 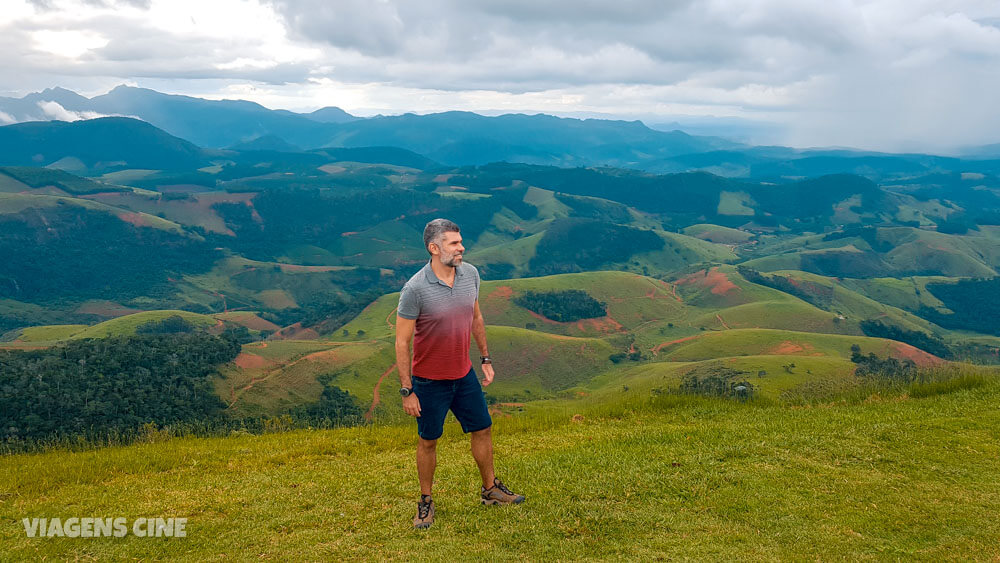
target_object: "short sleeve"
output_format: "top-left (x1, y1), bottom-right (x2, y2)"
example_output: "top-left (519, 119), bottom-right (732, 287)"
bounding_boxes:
top-left (472, 265), bottom-right (481, 295)
top-left (397, 283), bottom-right (420, 320)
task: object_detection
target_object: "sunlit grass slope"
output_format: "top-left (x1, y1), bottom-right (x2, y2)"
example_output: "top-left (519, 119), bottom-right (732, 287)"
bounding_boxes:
top-left (9, 311), bottom-right (218, 342)
top-left (2, 376), bottom-right (999, 560)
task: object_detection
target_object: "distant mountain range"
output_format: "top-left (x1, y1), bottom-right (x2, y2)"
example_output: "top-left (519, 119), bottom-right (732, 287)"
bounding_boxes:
top-left (4, 86), bottom-right (1000, 179)
top-left (0, 86), bottom-right (737, 168)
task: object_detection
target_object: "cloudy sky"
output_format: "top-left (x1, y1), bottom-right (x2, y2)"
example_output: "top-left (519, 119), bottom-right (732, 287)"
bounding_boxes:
top-left (2, 0), bottom-right (999, 151)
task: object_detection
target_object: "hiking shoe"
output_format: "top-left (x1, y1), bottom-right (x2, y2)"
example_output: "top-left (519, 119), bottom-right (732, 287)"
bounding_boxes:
top-left (480, 478), bottom-right (525, 505)
top-left (413, 496), bottom-right (434, 529)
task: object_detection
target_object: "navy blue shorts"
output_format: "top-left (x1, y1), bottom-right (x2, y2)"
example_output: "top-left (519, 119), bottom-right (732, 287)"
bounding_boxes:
top-left (412, 367), bottom-right (492, 440)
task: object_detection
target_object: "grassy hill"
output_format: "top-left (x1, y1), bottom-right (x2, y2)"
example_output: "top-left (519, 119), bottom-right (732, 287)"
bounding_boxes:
top-left (6, 310), bottom-right (280, 345)
top-left (742, 226), bottom-right (1000, 278)
top-left (8, 311), bottom-right (218, 342)
top-left (647, 328), bottom-right (941, 365)
top-left (6, 267), bottom-right (983, 420)
top-left (2, 372), bottom-right (998, 559)
top-left (0, 117), bottom-right (208, 172)
top-left (682, 223), bottom-right (755, 244)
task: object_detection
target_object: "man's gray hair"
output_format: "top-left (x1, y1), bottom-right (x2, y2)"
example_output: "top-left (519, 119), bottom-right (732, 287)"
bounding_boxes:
top-left (423, 218), bottom-right (460, 254)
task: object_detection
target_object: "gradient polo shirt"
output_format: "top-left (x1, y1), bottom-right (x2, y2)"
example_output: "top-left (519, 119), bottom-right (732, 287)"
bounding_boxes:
top-left (397, 261), bottom-right (481, 380)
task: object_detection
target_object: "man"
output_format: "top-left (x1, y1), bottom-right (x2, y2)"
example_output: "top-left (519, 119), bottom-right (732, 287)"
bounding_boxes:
top-left (396, 218), bottom-right (525, 529)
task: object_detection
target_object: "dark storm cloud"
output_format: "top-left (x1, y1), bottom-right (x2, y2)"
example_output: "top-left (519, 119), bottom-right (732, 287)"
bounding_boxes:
top-left (4, 0), bottom-right (1000, 150)
top-left (264, 0), bottom-right (870, 93)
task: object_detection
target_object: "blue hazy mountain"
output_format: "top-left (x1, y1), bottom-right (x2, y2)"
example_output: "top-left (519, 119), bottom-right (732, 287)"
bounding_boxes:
top-left (320, 110), bottom-right (740, 166)
top-left (0, 117), bottom-right (207, 171)
top-left (0, 87), bottom-right (740, 168)
top-left (3, 86), bottom-right (1000, 178)
top-left (305, 106), bottom-right (361, 124)
top-left (227, 135), bottom-right (304, 152)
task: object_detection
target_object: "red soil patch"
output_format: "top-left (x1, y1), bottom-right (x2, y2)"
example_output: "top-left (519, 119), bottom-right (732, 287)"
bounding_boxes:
top-left (365, 363), bottom-right (397, 421)
top-left (670, 283), bottom-right (682, 302)
top-left (271, 323), bottom-right (320, 340)
top-left (528, 311), bottom-right (563, 325)
top-left (386, 307), bottom-right (397, 328)
top-left (222, 314), bottom-right (280, 332)
top-left (651, 335), bottom-right (703, 356)
top-left (341, 231), bottom-right (359, 236)
top-left (117, 211), bottom-right (154, 228)
top-left (524, 310), bottom-right (622, 334)
top-left (488, 285), bottom-right (513, 299)
top-left (766, 341), bottom-right (813, 355)
top-left (576, 316), bottom-right (624, 333)
top-left (234, 353), bottom-right (276, 370)
top-left (891, 342), bottom-right (946, 368)
top-left (675, 267), bottom-right (738, 295)
top-left (716, 314), bottom-right (732, 330)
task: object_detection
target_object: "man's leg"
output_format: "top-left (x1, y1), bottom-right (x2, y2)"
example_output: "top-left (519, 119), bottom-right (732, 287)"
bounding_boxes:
top-left (452, 369), bottom-right (524, 505)
top-left (470, 427), bottom-right (496, 489)
top-left (417, 437), bottom-right (437, 496)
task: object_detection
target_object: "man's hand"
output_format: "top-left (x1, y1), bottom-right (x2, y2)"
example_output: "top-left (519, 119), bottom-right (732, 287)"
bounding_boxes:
top-left (481, 362), bottom-right (495, 386)
top-left (402, 393), bottom-right (421, 417)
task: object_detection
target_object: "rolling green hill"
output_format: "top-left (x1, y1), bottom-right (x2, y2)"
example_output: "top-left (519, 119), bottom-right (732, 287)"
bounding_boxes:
top-left (742, 226), bottom-right (1000, 278)
top-left (9, 311), bottom-right (217, 342)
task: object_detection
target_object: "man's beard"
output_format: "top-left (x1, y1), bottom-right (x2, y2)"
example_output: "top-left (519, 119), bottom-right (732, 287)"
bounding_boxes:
top-left (441, 251), bottom-right (463, 267)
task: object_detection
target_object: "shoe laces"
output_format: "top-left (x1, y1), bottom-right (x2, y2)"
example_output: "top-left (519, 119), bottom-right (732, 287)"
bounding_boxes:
top-left (491, 479), bottom-right (514, 495)
top-left (418, 500), bottom-right (432, 519)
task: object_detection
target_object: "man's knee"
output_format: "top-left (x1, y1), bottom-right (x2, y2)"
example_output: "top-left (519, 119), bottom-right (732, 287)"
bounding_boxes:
top-left (418, 437), bottom-right (438, 452)
top-left (470, 426), bottom-right (491, 439)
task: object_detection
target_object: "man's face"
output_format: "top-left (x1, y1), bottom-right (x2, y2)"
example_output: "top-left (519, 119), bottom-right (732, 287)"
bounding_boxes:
top-left (433, 231), bottom-right (464, 267)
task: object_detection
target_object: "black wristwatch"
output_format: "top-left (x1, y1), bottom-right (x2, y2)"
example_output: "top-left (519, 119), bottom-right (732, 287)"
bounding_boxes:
top-left (480, 355), bottom-right (492, 365)
top-left (399, 387), bottom-right (413, 398)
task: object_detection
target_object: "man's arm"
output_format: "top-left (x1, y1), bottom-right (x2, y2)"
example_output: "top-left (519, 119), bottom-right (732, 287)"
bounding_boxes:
top-left (396, 316), bottom-right (420, 417)
top-left (471, 300), bottom-right (494, 386)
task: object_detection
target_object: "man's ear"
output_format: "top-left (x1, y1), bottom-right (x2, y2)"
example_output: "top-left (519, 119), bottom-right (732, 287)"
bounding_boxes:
top-left (427, 242), bottom-right (439, 256)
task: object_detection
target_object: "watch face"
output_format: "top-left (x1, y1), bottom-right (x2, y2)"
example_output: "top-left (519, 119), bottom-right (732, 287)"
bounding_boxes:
top-left (399, 387), bottom-right (411, 397)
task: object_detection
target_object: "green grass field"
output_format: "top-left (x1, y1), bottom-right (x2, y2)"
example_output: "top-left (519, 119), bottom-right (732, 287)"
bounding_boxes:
top-left (70, 310), bottom-right (218, 339)
top-left (0, 192), bottom-right (185, 233)
top-left (5, 311), bottom-right (220, 343)
top-left (717, 190), bottom-right (755, 215)
top-left (2, 370), bottom-right (998, 560)
top-left (682, 223), bottom-right (755, 244)
top-left (15, 325), bottom-right (90, 342)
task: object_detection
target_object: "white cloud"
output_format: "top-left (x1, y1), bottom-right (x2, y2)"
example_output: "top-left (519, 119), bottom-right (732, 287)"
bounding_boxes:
top-left (0, 110), bottom-right (16, 124)
top-left (32, 29), bottom-right (108, 58)
top-left (36, 100), bottom-right (115, 121)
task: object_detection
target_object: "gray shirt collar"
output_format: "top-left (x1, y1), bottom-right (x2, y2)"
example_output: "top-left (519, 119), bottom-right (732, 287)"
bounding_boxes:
top-left (423, 260), bottom-right (462, 286)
